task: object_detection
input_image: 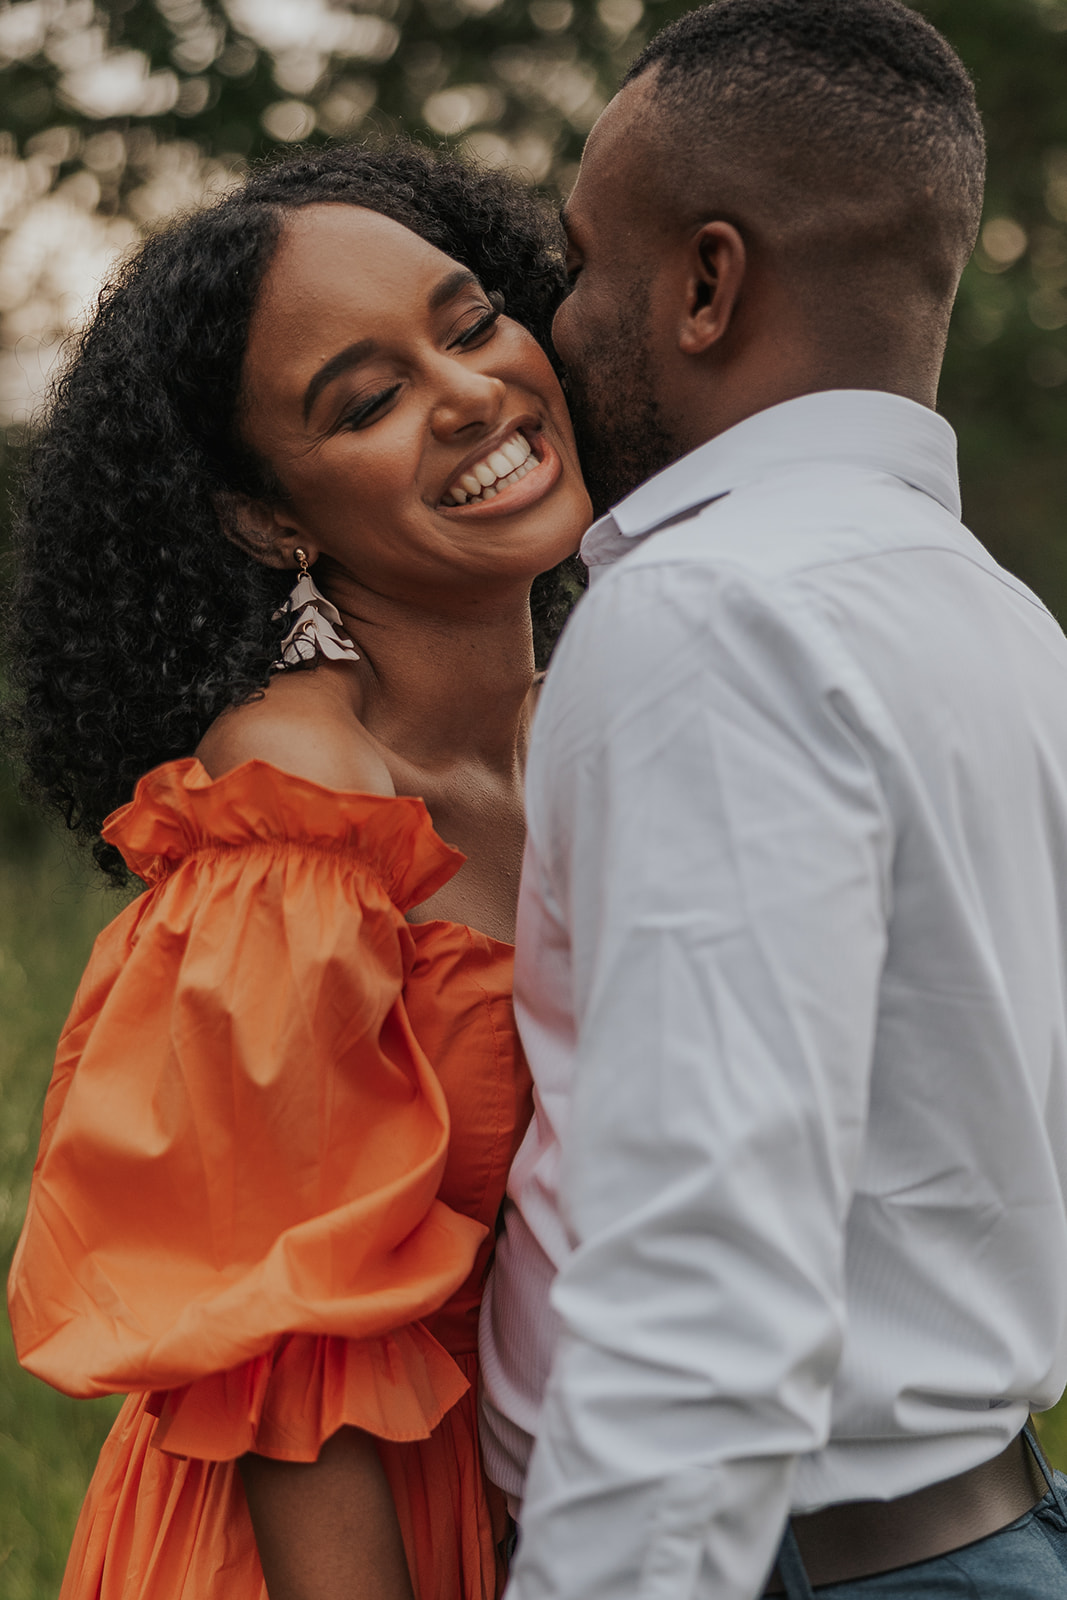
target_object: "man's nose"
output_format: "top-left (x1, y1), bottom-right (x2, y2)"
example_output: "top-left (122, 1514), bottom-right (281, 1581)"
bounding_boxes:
top-left (429, 358), bottom-right (507, 439)
top-left (551, 297), bottom-right (575, 370)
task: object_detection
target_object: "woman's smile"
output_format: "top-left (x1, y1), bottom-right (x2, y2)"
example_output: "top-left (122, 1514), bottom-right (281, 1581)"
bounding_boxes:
top-left (437, 423), bottom-right (562, 517)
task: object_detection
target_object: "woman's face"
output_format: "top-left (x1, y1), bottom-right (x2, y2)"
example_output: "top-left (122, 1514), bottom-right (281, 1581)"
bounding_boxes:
top-left (239, 204), bottom-right (591, 605)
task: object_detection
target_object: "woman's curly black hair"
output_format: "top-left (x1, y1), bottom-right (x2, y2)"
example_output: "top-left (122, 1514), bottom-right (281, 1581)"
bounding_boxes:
top-left (5, 141), bottom-right (584, 885)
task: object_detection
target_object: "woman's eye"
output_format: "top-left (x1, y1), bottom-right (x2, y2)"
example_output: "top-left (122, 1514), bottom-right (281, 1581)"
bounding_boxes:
top-left (452, 305), bottom-right (502, 348)
top-left (340, 383), bottom-right (401, 429)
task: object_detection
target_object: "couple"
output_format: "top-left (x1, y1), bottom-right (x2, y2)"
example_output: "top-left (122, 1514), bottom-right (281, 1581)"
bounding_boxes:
top-left (9, 2), bottom-right (1067, 1598)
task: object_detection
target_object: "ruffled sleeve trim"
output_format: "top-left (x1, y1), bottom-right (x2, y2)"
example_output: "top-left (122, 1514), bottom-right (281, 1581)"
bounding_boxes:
top-left (101, 757), bottom-right (464, 910)
top-left (9, 752), bottom-right (484, 1401)
top-left (146, 1325), bottom-right (470, 1463)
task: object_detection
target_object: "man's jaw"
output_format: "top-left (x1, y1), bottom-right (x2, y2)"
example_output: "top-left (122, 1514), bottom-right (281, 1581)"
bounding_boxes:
top-left (563, 367), bottom-right (678, 520)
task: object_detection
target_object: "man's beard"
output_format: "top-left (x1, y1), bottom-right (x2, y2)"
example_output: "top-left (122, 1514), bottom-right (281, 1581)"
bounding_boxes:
top-left (559, 293), bottom-right (678, 520)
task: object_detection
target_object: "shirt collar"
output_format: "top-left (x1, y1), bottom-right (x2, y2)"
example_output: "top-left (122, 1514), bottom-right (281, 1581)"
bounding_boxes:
top-left (580, 389), bottom-right (962, 572)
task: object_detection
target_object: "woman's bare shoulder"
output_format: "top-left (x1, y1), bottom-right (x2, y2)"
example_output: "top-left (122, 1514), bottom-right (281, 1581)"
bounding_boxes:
top-left (196, 671), bottom-right (395, 797)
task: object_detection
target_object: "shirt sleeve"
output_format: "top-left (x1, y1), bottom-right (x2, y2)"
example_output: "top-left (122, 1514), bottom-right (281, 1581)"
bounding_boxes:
top-left (507, 559), bottom-right (893, 1600)
top-left (8, 761), bottom-right (486, 1460)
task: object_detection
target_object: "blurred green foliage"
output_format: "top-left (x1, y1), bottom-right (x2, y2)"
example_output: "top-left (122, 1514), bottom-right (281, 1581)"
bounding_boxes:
top-left (0, 758), bottom-right (121, 1596)
top-left (2, 0), bottom-right (1067, 1592)
top-left (924, 0), bottom-right (1067, 611)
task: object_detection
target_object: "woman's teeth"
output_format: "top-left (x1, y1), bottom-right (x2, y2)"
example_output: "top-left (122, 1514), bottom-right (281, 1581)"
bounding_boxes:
top-left (442, 431), bottom-right (536, 506)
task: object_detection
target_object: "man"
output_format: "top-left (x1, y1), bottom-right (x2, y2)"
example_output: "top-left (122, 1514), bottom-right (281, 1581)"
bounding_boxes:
top-left (478, 2), bottom-right (1067, 1597)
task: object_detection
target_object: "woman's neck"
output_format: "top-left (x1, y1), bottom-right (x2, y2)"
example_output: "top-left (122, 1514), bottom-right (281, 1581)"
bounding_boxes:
top-left (331, 585), bottom-right (538, 778)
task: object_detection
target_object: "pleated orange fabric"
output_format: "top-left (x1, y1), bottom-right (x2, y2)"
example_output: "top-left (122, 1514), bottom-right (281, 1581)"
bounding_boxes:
top-left (7, 758), bottom-right (532, 1600)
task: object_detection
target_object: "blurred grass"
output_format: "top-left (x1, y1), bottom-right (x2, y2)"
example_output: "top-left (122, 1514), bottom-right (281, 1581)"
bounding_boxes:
top-left (1037, 1401), bottom-right (1067, 1473)
top-left (0, 773), bottom-right (122, 1599)
top-left (0, 770), bottom-right (1066, 1597)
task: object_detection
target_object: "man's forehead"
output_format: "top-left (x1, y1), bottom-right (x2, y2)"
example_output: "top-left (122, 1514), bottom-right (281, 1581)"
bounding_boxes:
top-left (567, 77), bottom-right (660, 226)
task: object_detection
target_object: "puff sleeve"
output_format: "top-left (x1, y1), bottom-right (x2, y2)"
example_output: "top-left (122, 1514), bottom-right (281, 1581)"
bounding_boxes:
top-left (8, 759), bottom-right (488, 1461)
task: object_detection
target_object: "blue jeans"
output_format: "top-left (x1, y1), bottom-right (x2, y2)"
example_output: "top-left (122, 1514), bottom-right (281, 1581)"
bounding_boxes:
top-left (776, 1433), bottom-right (1067, 1597)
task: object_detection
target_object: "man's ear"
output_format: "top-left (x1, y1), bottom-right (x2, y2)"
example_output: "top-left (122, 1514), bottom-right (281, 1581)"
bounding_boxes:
top-left (213, 491), bottom-right (314, 570)
top-left (678, 221), bottom-right (747, 356)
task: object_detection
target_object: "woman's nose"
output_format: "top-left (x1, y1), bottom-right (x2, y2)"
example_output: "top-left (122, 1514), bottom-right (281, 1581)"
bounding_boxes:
top-left (429, 358), bottom-right (507, 439)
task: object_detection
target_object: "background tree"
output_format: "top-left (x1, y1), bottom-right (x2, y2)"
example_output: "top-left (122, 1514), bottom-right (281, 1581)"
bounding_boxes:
top-left (2, 3), bottom-right (1067, 1594)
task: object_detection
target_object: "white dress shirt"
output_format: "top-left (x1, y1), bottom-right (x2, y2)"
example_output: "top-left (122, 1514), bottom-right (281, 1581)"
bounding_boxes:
top-left (479, 391), bottom-right (1067, 1600)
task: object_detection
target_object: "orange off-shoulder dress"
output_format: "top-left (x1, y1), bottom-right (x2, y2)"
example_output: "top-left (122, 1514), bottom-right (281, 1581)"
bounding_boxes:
top-left (7, 758), bottom-right (531, 1600)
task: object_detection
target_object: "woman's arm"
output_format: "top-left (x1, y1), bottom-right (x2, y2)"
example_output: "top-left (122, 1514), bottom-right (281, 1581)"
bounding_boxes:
top-left (240, 1426), bottom-right (415, 1600)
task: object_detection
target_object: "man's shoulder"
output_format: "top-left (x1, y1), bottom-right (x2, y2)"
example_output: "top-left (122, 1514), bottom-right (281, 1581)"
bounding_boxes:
top-left (571, 459), bottom-right (1062, 703)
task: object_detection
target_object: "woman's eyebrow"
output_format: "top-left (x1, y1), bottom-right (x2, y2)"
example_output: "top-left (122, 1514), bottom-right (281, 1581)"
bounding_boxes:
top-left (302, 268), bottom-right (484, 423)
top-left (428, 267), bottom-right (482, 311)
top-left (303, 337), bottom-right (378, 422)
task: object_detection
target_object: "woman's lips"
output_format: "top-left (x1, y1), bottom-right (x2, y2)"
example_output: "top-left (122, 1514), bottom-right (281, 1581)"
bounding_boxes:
top-left (437, 435), bottom-right (562, 519)
top-left (444, 428), bottom-right (535, 503)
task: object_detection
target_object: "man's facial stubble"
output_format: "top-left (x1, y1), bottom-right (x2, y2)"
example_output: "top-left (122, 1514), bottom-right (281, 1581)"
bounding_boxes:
top-left (558, 282), bottom-right (678, 521)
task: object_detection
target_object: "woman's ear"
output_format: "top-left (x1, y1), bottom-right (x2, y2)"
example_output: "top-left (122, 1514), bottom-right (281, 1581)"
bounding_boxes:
top-left (678, 221), bottom-right (747, 356)
top-left (213, 491), bottom-right (313, 570)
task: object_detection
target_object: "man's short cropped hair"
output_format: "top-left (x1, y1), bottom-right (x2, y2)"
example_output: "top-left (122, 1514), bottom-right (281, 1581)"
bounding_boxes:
top-left (625, 0), bottom-right (986, 286)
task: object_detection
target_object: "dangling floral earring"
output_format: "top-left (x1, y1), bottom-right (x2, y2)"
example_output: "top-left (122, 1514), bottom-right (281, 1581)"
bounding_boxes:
top-left (271, 548), bottom-right (361, 670)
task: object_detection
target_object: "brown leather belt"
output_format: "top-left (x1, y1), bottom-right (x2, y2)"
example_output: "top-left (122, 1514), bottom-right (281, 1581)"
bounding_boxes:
top-left (763, 1432), bottom-right (1048, 1594)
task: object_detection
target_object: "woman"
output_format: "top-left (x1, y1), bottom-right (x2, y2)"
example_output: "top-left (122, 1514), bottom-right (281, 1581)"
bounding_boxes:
top-left (5, 142), bottom-right (591, 1600)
